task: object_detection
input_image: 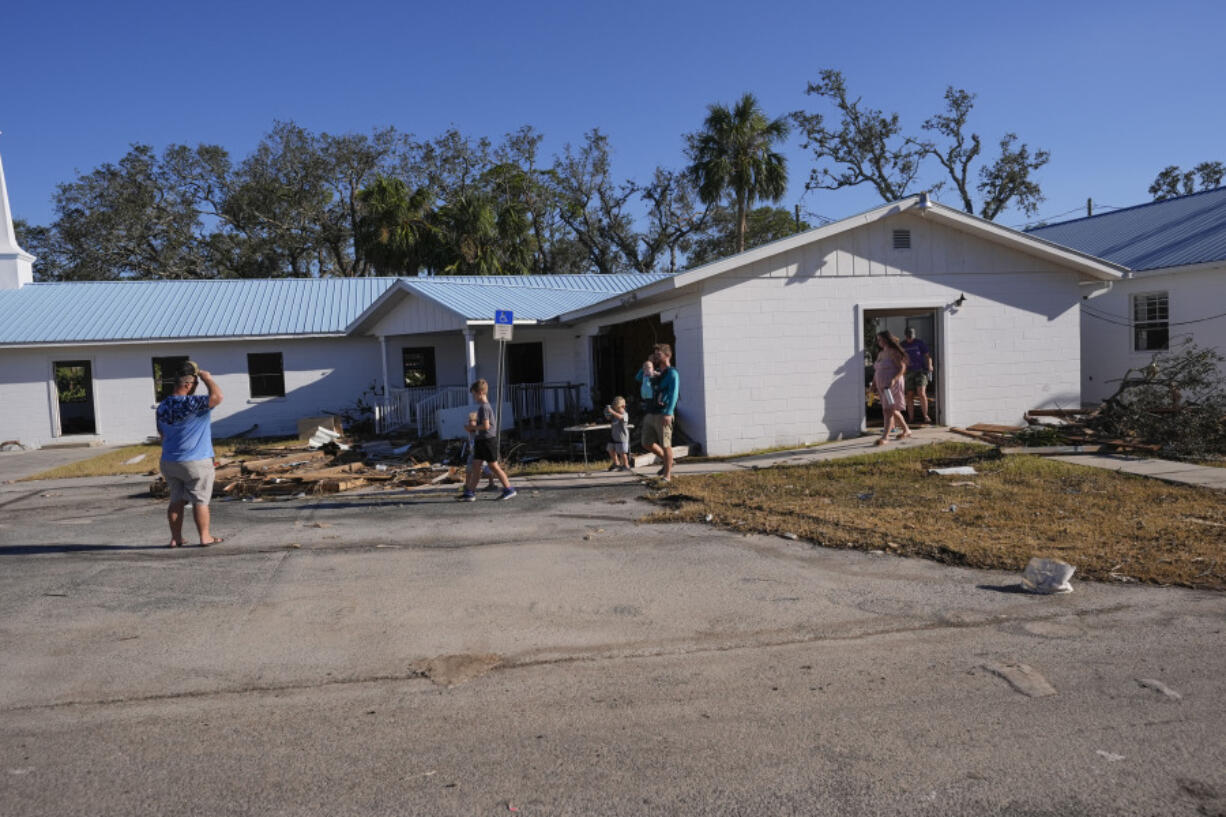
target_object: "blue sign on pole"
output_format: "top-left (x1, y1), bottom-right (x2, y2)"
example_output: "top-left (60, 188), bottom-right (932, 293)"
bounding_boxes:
top-left (495, 310), bottom-right (513, 325)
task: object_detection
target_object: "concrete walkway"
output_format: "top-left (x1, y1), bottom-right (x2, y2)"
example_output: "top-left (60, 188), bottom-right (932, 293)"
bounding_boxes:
top-left (518, 427), bottom-right (1226, 493)
top-left (1052, 452), bottom-right (1226, 491)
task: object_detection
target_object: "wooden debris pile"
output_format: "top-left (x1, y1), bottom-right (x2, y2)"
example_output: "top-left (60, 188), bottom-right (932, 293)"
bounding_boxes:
top-left (949, 412), bottom-right (1162, 456)
top-left (149, 439), bottom-right (457, 500)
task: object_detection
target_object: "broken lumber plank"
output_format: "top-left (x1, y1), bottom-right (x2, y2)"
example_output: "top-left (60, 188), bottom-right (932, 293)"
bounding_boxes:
top-left (949, 427), bottom-right (1014, 445)
top-left (241, 450), bottom-right (328, 474)
top-left (968, 423), bottom-right (1025, 434)
top-left (999, 445), bottom-right (1105, 455)
top-left (314, 477), bottom-right (367, 494)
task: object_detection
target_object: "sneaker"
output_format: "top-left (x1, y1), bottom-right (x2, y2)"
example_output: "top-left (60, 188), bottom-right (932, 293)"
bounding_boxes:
top-left (656, 466), bottom-right (667, 476)
top-left (484, 482), bottom-right (500, 492)
top-left (498, 487), bottom-right (518, 501)
top-left (457, 491), bottom-right (476, 502)
top-left (606, 464), bottom-right (620, 472)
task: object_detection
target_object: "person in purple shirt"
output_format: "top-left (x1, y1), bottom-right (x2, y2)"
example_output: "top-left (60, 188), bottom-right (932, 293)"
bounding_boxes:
top-left (156, 364), bottom-right (224, 547)
top-left (902, 327), bottom-right (934, 424)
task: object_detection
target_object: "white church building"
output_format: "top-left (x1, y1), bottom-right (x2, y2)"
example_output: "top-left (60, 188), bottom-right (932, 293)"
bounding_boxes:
top-left (0, 148), bottom-right (1125, 455)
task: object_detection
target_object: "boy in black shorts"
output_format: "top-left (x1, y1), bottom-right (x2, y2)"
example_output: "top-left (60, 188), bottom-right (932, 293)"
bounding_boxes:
top-left (458, 379), bottom-right (516, 502)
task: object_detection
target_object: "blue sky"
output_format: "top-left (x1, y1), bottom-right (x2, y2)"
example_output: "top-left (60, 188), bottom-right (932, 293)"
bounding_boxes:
top-left (4, 0), bottom-right (1223, 231)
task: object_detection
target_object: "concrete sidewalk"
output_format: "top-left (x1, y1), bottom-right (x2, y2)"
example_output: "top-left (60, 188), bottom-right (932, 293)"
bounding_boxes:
top-left (1052, 452), bottom-right (1226, 491)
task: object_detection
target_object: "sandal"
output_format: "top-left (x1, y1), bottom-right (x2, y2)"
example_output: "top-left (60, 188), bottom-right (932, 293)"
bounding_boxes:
top-left (875, 438), bottom-right (890, 446)
top-left (199, 536), bottom-right (225, 547)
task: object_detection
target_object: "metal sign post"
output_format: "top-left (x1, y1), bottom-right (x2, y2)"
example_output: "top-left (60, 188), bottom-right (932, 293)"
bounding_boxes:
top-left (493, 310), bottom-right (513, 457)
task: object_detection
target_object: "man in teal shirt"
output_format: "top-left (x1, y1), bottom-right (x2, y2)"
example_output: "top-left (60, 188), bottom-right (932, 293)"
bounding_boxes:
top-left (635, 343), bottom-right (679, 482)
top-left (157, 365), bottom-right (224, 547)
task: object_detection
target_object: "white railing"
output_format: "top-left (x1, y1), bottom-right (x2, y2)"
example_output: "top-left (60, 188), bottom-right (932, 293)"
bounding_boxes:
top-left (414, 387), bottom-right (471, 438)
top-left (373, 386), bottom-right (455, 434)
top-left (375, 382), bottom-right (585, 437)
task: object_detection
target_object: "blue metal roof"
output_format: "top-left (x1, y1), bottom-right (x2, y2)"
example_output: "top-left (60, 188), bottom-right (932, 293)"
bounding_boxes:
top-left (1026, 186), bottom-right (1226, 271)
top-left (0, 274), bottom-right (670, 345)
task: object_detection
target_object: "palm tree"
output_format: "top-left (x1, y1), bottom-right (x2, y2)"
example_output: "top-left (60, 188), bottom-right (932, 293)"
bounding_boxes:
top-left (355, 176), bottom-right (437, 274)
top-left (686, 93), bottom-right (790, 254)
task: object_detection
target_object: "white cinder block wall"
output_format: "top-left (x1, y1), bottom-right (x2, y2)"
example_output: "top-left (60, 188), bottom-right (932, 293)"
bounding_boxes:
top-left (1, 337), bottom-right (381, 448)
top-left (696, 213), bottom-right (1086, 456)
top-left (1080, 266), bottom-right (1226, 403)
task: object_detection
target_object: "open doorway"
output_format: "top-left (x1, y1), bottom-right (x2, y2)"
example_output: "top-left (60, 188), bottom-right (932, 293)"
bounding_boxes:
top-left (53, 360), bottom-right (97, 436)
top-left (591, 314), bottom-right (675, 409)
top-left (863, 309), bottom-right (941, 428)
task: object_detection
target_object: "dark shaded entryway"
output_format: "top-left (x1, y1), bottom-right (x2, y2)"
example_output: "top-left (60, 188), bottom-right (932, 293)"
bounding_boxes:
top-left (53, 360), bottom-right (96, 435)
top-left (591, 315), bottom-right (675, 409)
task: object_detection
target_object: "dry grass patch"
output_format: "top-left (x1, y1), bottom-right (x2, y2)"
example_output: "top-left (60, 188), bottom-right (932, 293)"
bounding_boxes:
top-left (22, 441), bottom-right (247, 481)
top-left (648, 442), bottom-right (1226, 590)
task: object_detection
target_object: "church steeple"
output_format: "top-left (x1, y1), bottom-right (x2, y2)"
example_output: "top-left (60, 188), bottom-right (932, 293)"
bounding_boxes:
top-left (0, 138), bottom-right (36, 289)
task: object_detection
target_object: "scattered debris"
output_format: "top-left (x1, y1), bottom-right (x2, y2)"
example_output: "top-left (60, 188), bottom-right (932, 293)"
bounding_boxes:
top-left (307, 426), bottom-right (349, 451)
top-left (781, 532), bottom-right (799, 540)
top-left (950, 481), bottom-right (978, 487)
top-left (1137, 678), bottom-right (1183, 700)
top-left (928, 466), bottom-right (977, 476)
top-left (982, 661), bottom-right (1057, 697)
top-left (1, 440), bottom-right (27, 452)
top-left (148, 433), bottom-right (452, 500)
top-left (123, 453), bottom-right (147, 465)
top-left (943, 504), bottom-right (958, 512)
top-left (1096, 750), bottom-right (1125, 762)
top-left (1020, 557), bottom-right (1076, 594)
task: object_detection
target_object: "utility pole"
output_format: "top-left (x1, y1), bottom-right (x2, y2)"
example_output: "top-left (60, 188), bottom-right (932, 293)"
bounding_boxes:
top-left (1087, 198), bottom-right (1093, 217)
top-left (794, 203), bottom-right (801, 232)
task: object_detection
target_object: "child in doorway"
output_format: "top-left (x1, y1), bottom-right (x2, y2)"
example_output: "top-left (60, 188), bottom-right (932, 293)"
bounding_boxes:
top-left (605, 396), bottom-right (630, 471)
top-left (458, 380), bottom-right (516, 502)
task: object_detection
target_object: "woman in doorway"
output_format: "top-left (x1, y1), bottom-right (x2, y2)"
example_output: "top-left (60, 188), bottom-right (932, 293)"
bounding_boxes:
top-left (872, 331), bottom-right (912, 445)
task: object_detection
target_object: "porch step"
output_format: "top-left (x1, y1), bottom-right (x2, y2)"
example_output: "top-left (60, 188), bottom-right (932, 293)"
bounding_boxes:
top-left (632, 446), bottom-right (690, 469)
top-left (42, 439), bottom-right (106, 450)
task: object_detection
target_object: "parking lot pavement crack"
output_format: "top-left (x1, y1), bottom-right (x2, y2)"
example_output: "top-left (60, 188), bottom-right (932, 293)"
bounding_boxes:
top-left (2, 600), bottom-right (1145, 715)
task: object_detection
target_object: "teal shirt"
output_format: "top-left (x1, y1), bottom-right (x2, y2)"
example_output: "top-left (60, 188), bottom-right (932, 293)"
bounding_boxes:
top-left (636, 366), bottom-right (679, 415)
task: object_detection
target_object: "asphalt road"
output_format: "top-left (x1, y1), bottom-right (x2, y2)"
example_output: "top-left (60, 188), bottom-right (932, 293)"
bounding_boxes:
top-left (1, 469), bottom-right (1224, 816)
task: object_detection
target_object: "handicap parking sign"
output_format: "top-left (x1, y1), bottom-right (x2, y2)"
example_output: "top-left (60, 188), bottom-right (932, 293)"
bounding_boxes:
top-left (494, 309), bottom-right (513, 340)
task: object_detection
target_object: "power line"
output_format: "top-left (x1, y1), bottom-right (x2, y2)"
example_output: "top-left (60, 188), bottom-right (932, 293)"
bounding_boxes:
top-left (1082, 304), bottom-right (1226, 327)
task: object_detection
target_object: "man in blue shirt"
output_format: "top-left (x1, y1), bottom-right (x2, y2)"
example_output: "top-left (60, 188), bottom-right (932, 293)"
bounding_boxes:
top-left (634, 343), bottom-right (679, 482)
top-left (157, 364), bottom-right (224, 547)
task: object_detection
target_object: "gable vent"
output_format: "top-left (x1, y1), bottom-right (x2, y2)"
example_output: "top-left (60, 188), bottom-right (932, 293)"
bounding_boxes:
top-left (892, 229), bottom-right (912, 249)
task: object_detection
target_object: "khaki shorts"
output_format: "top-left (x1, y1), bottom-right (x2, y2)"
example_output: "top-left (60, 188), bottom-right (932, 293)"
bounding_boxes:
top-left (642, 413), bottom-right (672, 450)
top-left (160, 458), bottom-right (215, 505)
top-left (905, 371), bottom-right (930, 391)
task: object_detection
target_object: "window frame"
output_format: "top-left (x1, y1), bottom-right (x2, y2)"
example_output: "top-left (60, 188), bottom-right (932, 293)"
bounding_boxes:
top-left (506, 341), bottom-right (545, 385)
top-left (1131, 292), bottom-right (1170, 352)
top-left (401, 347), bottom-right (437, 388)
top-left (246, 352), bottom-right (286, 398)
top-left (152, 356), bottom-right (191, 402)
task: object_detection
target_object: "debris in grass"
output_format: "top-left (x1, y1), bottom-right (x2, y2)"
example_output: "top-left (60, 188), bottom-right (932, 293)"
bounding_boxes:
top-left (944, 504), bottom-right (958, 512)
top-left (781, 532), bottom-right (799, 540)
top-left (1136, 678), bottom-right (1182, 700)
top-left (950, 481), bottom-right (978, 487)
top-left (1020, 557), bottom-right (1076, 594)
top-left (928, 466), bottom-right (977, 476)
top-left (123, 453), bottom-right (147, 465)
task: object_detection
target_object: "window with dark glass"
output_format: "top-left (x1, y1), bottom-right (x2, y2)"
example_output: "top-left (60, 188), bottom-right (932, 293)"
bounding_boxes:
top-left (247, 352), bottom-right (285, 398)
top-left (402, 347), bottom-right (437, 387)
top-left (1133, 293), bottom-right (1169, 351)
top-left (507, 342), bottom-right (544, 384)
top-left (152, 356), bottom-right (190, 401)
